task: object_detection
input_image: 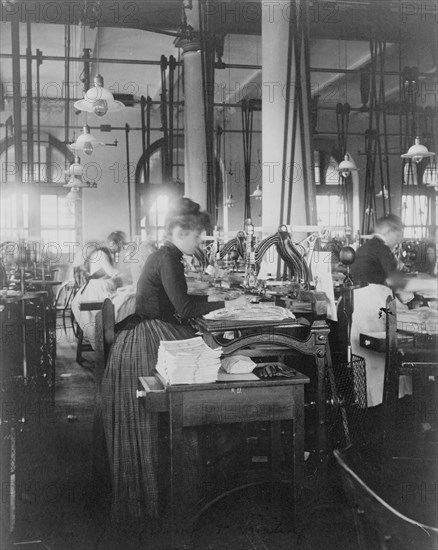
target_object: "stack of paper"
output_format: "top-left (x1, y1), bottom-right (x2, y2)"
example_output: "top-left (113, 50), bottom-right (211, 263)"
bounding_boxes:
top-left (203, 304), bottom-right (295, 322)
top-left (156, 337), bottom-right (222, 385)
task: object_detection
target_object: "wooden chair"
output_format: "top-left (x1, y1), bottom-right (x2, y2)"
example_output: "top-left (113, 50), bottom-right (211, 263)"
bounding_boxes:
top-left (334, 448), bottom-right (438, 550)
top-left (53, 280), bottom-right (78, 335)
top-left (89, 298), bottom-right (115, 502)
top-left (383, 296), bottom-right (437, 460)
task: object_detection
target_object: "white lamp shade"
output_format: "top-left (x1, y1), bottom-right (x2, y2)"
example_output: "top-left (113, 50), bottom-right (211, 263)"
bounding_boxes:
top-left (63, 175), bottom-right (89, 188)
top-left (251, 184), bottom-right (263, 199)
top-left (337, 154), bottom-right (358, 177)
top-left (66, 188), bottom-right (81, 201)
top-left (64, 157), bottom-right (84, 177)
top-left (74, 75), bottom-right (125, 116)
top-left (401, 137), bottom-right (435, 163)
top-left (69, 125), bottom-right (104, 154)
top-left (225, 194), bottom-right (235, 207)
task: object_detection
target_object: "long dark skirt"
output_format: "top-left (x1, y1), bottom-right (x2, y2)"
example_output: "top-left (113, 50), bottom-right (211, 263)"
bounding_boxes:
top-left (100, 317), bottom-right (197, 523)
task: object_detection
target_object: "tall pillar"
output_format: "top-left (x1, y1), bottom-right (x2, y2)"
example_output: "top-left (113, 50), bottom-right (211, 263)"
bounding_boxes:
top-left (262, 0), bottom-right (316, 232)
top-left (176, 1), bottom-right (208, 209)
top-left (181, 43), bottom-right (208, 208)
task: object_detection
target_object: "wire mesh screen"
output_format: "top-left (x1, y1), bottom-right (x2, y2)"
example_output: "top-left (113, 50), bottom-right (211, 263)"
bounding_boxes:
top-left (326, 353), bottom-right (367, 449)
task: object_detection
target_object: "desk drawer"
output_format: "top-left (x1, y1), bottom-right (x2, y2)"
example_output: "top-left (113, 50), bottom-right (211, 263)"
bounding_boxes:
top-left (137, 376), bottom-right (168, 412)
top-left (181, 386), bottom-right (301, 426)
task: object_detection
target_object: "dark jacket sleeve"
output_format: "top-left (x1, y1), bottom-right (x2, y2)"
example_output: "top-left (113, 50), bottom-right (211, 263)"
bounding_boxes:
top-left (158, 252), bottom-right (224, 319)
top-left (380, 246), bottom-right (407, 289)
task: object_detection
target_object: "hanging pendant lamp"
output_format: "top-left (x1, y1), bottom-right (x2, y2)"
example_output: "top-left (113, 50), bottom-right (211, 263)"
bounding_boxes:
top-left (69, 125), bottom-right (104, 155)
top-left (66, 188), bottom-right (81, 202)
top-left (225, 194), bottom-right (235, 208)
top-left (63, 175), bottom-right (90, 188)
top-left (337, 154), bottom-right (358, 178)
top-left (401, 137), bottom-right (435, 163)
top-left (64, 156), bottom-right (83, 178)
top-left (74, 75), bottom-right (125, 117)
top-left (376, 186), bottom-right (389, 199)
top-left (63, 157), bottom-right (90, 188)
top-left (250, 184), bottom-right (262, 200)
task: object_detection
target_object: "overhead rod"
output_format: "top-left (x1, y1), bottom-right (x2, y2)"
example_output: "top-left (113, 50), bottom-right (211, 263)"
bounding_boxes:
top-left (0, 52), bottom-right (261, 70)
top-left (3, 51), bottom-right (433, 77)
top-left (316, 131), bottom-right (403, 137)
top-left (14, 123), bottom-right (184, 133)
top-left (309, 66), bottom-right (430, 77)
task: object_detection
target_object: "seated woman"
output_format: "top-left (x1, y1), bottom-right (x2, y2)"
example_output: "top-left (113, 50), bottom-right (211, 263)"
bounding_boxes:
top-left (349, 214), bottom-right (436, 407)
top-left (100, 197), bottom-right (249, 524)
top-left (71, 231), bottom-right (130, 348)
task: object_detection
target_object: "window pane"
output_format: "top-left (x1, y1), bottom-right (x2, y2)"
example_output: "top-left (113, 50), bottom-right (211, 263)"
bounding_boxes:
top-left (41, 229), bottom-right (60, 244)
top-left (40, 195), bottom-right (58, 225)
top-left (316, 195), bottom-right (345, 227)
top-left (0, 194), bottom-right (29, 240)
top-left (60, 196), bottom-right (75, 223)
top-left (58, 229), bottom-right (76, 245)
top-left (326, 158), bottom-right (339, 185)
top-left (402, 195), bottom-right (429, 239)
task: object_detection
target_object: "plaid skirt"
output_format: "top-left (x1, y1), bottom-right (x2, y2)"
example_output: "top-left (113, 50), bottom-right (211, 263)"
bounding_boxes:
top-left (100, 317), bottom-right (198, 523)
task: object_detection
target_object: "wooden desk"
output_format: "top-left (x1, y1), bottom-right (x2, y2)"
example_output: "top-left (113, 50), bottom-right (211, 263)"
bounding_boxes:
top-left (137, 371), bottom-right (309, 548)
top-left (195, 317), bottom-right (331, 460)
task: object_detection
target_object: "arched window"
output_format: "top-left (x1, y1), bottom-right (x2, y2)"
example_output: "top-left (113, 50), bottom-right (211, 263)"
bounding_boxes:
top-left (134, 137), bottom-right (184, 241)
top-left (314, 151), bottom-right (352, 233)
top-left (0, 134), bottom-right (80, 243)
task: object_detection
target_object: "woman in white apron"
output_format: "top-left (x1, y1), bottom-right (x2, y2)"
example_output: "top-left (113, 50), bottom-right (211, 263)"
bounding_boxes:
top-left (350, 214), bottom-right (437, 407)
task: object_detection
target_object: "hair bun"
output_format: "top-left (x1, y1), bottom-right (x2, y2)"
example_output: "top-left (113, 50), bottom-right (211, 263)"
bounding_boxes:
top-left (172, 197), bottom-right (200, 216)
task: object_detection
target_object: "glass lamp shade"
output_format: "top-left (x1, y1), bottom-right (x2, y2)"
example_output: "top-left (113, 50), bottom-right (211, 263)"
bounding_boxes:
top-left (74, 75), bottom-right (125, 117)
top-left (69, 125), bottom-right (104, 155)
top-left (337, 154), bottom-right (358, 178)
top-left (66, 188), bottom-right (81, 202)
top-left (63, 175), bottom-right (90, 188)
top-left (251, 184), bottom-right (263, 200)
top-left (64, 157), bottom-right (84, 178)
top-left (401, 137), bottom-right (435, 163)
top-left (376, 186), bottom-right (389, 199)
top-left (225, 194), bottom-right (235, 208)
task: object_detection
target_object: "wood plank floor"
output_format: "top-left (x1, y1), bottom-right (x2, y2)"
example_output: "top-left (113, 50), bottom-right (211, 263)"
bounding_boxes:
top-left (3, 329), bottom-right (436, 550)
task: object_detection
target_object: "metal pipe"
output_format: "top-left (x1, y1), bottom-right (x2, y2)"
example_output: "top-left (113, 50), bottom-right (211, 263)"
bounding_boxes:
top-left (64, 24), bottom-right (71, 148)
top-left (146, 96), bottom-right (152, 182)
top-left (26, 23), bottom-right (34, 182)
top-left (11, 124), bottom-right (182, 133)
top-left (36, 49), bottom-right (42, 181)
top-left (0, 52), bottom-right (263, 70)
top-left (125, 124), bottom-right (132, 238)
top-left (11, 21), bottom-right (23, 183)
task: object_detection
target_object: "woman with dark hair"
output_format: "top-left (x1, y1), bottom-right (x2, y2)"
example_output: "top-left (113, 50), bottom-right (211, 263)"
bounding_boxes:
top-left (101, 197), bottom-right (248, 524)
top-left (349, 214), bottom-right (436, 407)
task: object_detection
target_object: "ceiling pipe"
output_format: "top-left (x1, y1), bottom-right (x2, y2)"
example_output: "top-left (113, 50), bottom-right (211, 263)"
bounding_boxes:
top-left (11, 22), bottom-right (23, 180)
top-left (64, 24), bottom-right (71, 149)
top-left (26, 23), bottom-right (34, 183)
top-left (4, 52), bottom-right (434, 78)
top-left (0, 52), bottom-right (262, 70)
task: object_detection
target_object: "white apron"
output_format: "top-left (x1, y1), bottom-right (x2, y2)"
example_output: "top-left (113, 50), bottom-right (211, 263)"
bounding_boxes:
top-left (350, 283), bottom-right (412, 407)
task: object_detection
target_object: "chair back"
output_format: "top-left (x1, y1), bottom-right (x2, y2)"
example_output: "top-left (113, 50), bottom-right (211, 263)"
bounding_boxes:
top-left (383, 295), bottom-right (398, 407)
top-left (334, 448), bottom-right (438, 550)
top-left (102, 298), bottom-right (115, 365)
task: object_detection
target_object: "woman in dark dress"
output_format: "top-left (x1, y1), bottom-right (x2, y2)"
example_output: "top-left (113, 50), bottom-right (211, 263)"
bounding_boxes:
top-left (101, 198), bottom-right (228, 523)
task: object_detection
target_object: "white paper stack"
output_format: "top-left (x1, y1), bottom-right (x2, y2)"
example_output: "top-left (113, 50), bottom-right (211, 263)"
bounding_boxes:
top-left (156, 337), bottom-right (222, 385)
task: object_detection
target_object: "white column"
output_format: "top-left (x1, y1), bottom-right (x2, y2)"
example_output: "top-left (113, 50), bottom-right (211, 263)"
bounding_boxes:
top-left (181, 42), bottom-right (208, 209)
top-left (262, 0), bottom-right (316, 232)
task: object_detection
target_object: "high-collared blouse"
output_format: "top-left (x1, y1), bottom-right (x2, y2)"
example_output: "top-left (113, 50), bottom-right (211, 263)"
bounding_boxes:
top-left (135, 241), bottom-right (224, 322)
